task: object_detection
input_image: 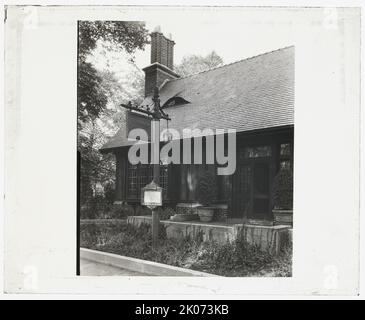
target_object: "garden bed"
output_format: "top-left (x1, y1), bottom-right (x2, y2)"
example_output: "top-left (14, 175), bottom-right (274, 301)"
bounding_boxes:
top-left (80, 222), bottom-right (292, 277)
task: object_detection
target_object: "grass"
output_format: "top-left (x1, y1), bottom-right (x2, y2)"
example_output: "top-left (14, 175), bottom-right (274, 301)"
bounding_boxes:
top-left (80, 223), bottom-right (292, 277)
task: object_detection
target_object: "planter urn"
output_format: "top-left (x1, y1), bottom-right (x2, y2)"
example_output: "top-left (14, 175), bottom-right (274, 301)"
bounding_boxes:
top-left (198, 207), bottom-right (215, 222)
top-left (273, 209), bottom-right (293, 226)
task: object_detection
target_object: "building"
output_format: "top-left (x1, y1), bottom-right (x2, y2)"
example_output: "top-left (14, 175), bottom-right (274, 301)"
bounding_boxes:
top-left (100, 29), bottom-right (294, 226)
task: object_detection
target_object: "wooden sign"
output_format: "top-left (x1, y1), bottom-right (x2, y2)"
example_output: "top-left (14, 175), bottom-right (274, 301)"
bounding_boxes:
top-left (141, 181), bottom-right (163, 209)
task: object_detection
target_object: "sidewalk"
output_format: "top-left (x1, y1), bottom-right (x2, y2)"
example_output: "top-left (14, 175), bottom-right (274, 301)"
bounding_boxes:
top-left (80, 259), bottom-right (149, 276)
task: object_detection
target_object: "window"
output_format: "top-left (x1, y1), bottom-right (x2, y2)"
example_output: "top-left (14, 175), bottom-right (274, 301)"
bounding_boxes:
top-left (280, 143), bottom-right (291, 157)
top-left (280, 160), bottom-right (291, 170)
top-left (127, 163), bottom-right (169, 200)
top-left (240, 146), bottom-right (272, 160)
top-left (127, 164), bottom-right (138, 198)
top-left (159, 165), bottom-right (169, 199)
top-left (162, 96), bottom-right (190, 108)
top-left (279, 143), bottom-right (292, 171)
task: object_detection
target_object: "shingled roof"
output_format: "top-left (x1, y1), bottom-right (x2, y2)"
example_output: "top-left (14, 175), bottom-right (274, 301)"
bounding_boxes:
top-left (101, 46), bottom-right (294, 151)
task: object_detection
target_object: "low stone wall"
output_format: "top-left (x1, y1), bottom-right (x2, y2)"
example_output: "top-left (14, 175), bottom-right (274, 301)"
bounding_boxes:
top-left (165, 221), bottom-right (238, 243)
top-left (242, 224), bottom-right (290, 254)
top-left (126, 216), bottom-right (291, 254)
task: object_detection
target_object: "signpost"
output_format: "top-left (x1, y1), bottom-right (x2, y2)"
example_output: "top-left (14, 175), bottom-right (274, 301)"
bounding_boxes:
top-left (121, 87), bottom-right (170, 248)
top-left (141, 180), bottom-right (162, 247)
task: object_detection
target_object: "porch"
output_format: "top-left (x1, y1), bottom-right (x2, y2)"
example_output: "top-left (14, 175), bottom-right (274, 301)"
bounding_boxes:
top-left (127, 215), bottom-right (291, 254)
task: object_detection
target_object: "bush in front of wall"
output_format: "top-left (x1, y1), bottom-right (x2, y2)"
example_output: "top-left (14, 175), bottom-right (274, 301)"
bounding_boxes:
top-left (159, 207), bottom-right (176, 220)
top-left (104, 181), bottom-right (115, 207)
top-left (80, 195), bottom-right (107, 219)
top-left (135, 205), bottom-right (151, 216)
top-left (103, 202), bottom-right (135, 219)
top-left (197, 169), bottom-right (218, 206)
top-left (80, 222), bottom-right (292, 277)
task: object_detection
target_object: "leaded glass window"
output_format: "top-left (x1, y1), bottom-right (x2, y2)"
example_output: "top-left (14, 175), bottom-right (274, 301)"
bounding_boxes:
top-left (240, 146), bottom-right (272, 159)
top-left (279, 143), bottom-right (292, 171)
top-left (280, 143), bottom-right (291, 157)
top-left (127, 163), bottom-right (169, 200)
top-left (127, 164), bottom-right (138, 198)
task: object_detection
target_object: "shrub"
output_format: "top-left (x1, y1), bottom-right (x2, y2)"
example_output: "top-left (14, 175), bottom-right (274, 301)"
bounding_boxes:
top-left (80, 195), bottom-right (108, 219)
top-left (135, 205), bottom-right (151, 216)
top-left (109, 202), bottom-right (124, 219)
top-left (80, 222), bottom-right (292, 277)
top-left (272, 168), bottom-right (293, 210)
top-left (197, 169), bottom-right (218, 206)
top-left (159, 207), bottom-right (176, 220)
top-left (123, 204), bottom-right (135, 216)
top-left (104, 181), bottom-right (115, 206)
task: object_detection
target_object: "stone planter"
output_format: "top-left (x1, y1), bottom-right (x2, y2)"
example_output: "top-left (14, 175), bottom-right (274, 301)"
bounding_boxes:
top-left (170, 213), bottom-right (199, 222)
top-left (273, 209), bottom-right (293, 226)
top-left (198, 207), bottom-right (215, 222)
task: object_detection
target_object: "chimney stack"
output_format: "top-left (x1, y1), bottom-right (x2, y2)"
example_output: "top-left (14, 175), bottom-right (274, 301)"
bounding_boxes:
top-left (143, 26), bottom-right (179, 97)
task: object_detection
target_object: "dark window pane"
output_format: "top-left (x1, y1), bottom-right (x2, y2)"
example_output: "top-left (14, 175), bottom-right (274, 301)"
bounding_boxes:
top-left (159, 165), bottom-right (169, 199)
top-left (280, 143), bottom-right (291, 157)
top-left (241, 146), bottom-right (272, 158)
top-left (127, 164), bottom-right (138, 198)
top-left (280, 160), bottom-right (291, 170)
top-left (126, 163), bottom-right (169, 200)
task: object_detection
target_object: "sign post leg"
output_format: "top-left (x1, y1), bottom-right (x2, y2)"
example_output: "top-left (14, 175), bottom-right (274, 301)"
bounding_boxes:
top-left (152, 208), bottom-right (159, 248)
top-left (151, 119), bottom-right (160, 248)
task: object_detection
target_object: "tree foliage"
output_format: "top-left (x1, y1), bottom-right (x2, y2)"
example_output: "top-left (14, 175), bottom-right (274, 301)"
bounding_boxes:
top-left (78, 21), bottom-right (149, 205)
top-left (78, 21), bottom-right (149, 62)
top-left (175, 51), bottom-right (224, 77)
top-left (78, 21), bottom-right (148, 124)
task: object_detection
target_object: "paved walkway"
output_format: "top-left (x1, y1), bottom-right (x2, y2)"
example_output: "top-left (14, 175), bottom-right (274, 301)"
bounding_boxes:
top-left (80, 259), bottom-right (149, 276)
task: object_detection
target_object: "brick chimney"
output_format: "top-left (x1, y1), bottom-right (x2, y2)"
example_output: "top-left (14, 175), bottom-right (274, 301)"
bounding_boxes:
top-left (143, 26), bottom-right (179, 96)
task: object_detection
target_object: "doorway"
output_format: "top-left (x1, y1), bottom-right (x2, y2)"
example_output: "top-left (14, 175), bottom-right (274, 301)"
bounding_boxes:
top-left (230, 151), bottom-right (273, 221)
top-left (250, 161), bottom-right (271, 220)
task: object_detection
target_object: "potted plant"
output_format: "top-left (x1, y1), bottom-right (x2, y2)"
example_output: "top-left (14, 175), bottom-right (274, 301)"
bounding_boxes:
top-left (272, 168), bottom-right (293, 226)
top-left (197, 169), bottom-right (218, 222)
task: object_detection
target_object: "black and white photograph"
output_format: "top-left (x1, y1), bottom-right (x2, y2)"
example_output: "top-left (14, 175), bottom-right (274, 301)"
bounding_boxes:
top-left (78, 20), bottom-right (294, 277)
top-left (2, 4), bottom-right (362, 300)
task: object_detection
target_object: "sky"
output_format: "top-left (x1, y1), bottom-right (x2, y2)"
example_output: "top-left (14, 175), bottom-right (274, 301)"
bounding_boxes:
top-left (88, 7), bottom-right (302, 95)
top-left (133, 8), bottom-right (297, 70)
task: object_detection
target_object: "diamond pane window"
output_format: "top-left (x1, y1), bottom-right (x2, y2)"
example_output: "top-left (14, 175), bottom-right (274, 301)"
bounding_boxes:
top-left (127, 164), bottom-right (138, 198)
top-left (280, 160), bottom-right (291, 170)
top-left (241, 146), bottom-right (272, 159)
top-left (280, 143), bottom-right (291, 157)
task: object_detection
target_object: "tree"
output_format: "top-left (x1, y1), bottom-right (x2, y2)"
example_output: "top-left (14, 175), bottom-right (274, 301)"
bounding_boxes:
top-left (78, 21), bottom-right (149, 206)
top-left (78, 21), bottom-right (148, 124)
top-left (175, 51), bottom-right (224, 77)
top-left (78, 21), bottom-right (149, 62)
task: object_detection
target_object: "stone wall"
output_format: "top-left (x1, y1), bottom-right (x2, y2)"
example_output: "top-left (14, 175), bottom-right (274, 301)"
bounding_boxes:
top-left (126, 216), bottom-right (291, 254)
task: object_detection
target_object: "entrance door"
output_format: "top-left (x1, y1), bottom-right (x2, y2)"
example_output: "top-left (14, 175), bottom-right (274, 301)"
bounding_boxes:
top-left (249, 160), bottom-right (271, 220)
top-left (230, 158), bottom-right (272, 221)
top-left (231, 163), bottom-right (252, 219)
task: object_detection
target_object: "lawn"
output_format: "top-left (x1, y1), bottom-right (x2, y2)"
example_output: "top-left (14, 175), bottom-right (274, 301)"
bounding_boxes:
top-left (80, 222), bottom-right (292, 277)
